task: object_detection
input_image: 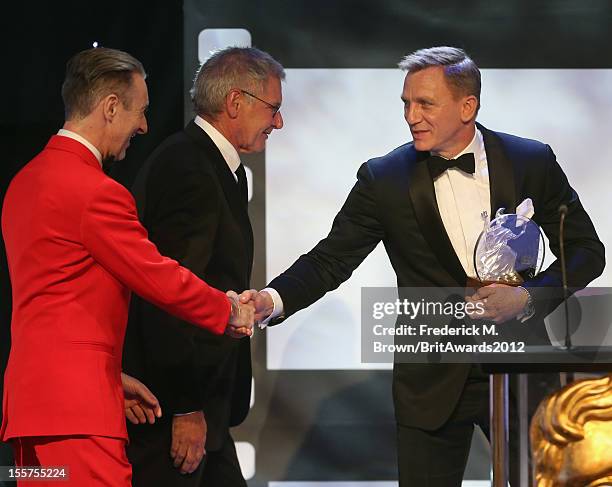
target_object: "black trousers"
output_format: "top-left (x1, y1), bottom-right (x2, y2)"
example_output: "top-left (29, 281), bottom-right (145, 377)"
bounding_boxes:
top-left (397, 371), bottom-right (558, 487)
top-left (127, 419), bottom-right (246, 487)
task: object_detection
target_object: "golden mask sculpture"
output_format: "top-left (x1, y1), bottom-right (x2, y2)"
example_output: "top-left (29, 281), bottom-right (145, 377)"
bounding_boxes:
top-left (531, 375), bottom-right (612, 486)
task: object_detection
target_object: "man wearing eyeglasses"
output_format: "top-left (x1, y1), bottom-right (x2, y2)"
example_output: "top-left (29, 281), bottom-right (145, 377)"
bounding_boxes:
top-left (122, 47), bottom-right (284, 486)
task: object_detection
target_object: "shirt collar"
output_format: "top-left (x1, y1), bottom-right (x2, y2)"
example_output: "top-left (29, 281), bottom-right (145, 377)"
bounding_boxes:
top-left (57, 129), bottom-right (103, 167)
top-left (454, 127), bottom-right (483, 160)
top-left (194, 115), bottom-right (241, 175)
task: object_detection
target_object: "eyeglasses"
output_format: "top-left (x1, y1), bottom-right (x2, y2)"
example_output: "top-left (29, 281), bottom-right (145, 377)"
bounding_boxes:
top-left (240, 89), bottom-right (281, 116)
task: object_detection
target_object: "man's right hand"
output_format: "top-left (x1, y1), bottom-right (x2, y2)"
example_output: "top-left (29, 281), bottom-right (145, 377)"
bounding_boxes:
top-left (238, 289), bottom-right (274, 324)
top-left (171, 411), bottom-right (207, 474)
top-left (225, 290), bottom-right (254, 337)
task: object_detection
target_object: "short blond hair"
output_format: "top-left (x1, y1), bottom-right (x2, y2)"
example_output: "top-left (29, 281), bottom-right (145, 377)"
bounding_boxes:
top-left (61, 47), bottom-right (146, 120)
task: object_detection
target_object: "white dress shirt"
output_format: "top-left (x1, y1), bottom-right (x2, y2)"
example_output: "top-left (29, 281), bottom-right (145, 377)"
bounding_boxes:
top-left (194, 115), bottom-right (241, 181)
top-left (433, 128), bottom-right (490, 278)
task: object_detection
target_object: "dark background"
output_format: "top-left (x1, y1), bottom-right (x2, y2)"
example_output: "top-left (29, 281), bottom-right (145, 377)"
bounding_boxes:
top-left (0, 0), bottom-right (185, 477)
top-left (2, 0), bottom-right (612, 483)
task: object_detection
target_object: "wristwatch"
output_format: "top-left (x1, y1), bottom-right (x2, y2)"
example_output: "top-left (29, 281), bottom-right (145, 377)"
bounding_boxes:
top-left (518, 286), bottom-right (535, 321)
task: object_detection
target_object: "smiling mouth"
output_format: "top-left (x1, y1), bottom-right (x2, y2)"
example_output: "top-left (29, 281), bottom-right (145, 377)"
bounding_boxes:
top-left (126, 133), bottom-right (138, 146)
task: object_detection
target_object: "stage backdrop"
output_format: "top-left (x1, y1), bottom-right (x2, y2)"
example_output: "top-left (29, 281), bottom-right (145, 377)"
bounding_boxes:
top-left (1, 1), bottom-right (610, 487)
top-left (183, 2), bottom-right (612, 486)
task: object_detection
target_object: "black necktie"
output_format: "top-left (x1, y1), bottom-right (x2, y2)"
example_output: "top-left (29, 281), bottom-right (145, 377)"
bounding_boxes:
top-left (427, 153), bottom-right (475, 179)
top-left (236, 164), bottom-right (248, 205)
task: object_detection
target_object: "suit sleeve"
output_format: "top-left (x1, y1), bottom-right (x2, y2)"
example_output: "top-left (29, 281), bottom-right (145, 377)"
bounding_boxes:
top-left (132, 156), bottom-right (223, 414)
top-left (79, 176), bottom-right (230, 335)
top-left (524, 145), bottom-right (605, 318)
top-left (269, 162), bottom-right (385, 319)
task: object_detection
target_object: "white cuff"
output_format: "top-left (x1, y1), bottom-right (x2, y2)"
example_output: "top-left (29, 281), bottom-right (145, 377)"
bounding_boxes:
top-left (173, 410), bottom-right (200, 416)
top-left (258, 287), bottom-right (284, 329)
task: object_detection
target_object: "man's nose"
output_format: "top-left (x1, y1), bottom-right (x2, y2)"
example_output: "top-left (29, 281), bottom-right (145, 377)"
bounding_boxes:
top-left (405, 104), bottom-right (421, 124)
top-left (138, 116), bottom-right (148, 135)
top-left (273, 111), bottom-right (283, 129)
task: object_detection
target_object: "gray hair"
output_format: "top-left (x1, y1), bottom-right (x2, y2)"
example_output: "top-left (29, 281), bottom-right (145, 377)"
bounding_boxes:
top-left (61, 47), bottom-right (146, 120)
top-left (191, 47), bottom-right (285, 118)
top-left (398, 46), bottom-right (481, 111)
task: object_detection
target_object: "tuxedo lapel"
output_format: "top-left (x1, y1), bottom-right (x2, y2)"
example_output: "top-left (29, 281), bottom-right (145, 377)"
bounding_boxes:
top-left (479, 123), bottom-right (517, 217)
top-left (406, 151), bottom-right (467, 286)
top-left (184, 122), bottom-right (253, 259)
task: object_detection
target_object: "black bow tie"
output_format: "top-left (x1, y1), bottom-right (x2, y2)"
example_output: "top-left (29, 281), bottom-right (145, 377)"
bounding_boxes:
top-left (427, 153), bottom-right (475, 179)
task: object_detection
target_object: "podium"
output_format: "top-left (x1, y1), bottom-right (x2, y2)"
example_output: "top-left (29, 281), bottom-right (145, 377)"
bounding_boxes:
top-left (483, 347), bottom-right (612, 487)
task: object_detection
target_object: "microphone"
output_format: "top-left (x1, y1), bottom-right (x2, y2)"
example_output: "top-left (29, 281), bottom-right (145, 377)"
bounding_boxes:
top-left (559, 204), bottom-right (571, 350)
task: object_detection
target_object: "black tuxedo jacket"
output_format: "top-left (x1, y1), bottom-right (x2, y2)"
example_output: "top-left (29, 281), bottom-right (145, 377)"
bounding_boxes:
top-left (268, 123), bottom-right (604, 430)
top-left (123, 121), bottom-right (253, 449)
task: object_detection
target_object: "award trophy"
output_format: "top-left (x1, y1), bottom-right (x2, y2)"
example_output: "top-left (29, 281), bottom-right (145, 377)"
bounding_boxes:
top-left (468, 207), bottom-right (545, 289)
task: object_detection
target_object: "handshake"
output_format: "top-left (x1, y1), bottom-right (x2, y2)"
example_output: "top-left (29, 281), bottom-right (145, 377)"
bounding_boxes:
top-left (224, 289), bottom-right (275, 338)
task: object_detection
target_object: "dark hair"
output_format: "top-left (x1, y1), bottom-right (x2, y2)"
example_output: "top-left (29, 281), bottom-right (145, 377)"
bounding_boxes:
top-left (61, 47), bottom-right (146, 120)
top-left (191, 46), bottom-right (285, 118)
top-left (399, 46), bottom-right (481, 111)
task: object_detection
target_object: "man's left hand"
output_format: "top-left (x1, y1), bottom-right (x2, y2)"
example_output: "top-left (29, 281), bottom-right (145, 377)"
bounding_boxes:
top-left (466, 283), bottom-right (528, 324)
top-left (171, 411), bottom-right (207, 474)
top-left (121, 372), bottom-right (162, 424)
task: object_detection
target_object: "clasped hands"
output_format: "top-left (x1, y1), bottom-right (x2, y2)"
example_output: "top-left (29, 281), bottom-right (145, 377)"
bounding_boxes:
top-left (224, 289), bottom-right (275, 338)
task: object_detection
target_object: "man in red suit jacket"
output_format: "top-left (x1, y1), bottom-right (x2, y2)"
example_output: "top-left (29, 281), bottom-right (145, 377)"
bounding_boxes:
top-left (1, 47), bottom-right (253, 486)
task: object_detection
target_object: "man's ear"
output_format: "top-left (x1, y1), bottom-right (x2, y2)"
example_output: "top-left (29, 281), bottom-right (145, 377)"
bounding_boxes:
top-left (102, 94), bottom-right (120, 122)
top-left (226, 89), bottom-right (242, 119)
top-left (461, 95), bottom-right (478, 122)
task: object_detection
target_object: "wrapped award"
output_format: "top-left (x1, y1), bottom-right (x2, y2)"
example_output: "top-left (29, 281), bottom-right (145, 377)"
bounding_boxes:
top-left (472, 207), bottom-right (545, 286)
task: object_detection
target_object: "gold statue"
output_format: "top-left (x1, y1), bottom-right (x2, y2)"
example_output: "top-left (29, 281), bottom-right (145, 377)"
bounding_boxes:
top-left (531, 375), bottom-right (612, 486)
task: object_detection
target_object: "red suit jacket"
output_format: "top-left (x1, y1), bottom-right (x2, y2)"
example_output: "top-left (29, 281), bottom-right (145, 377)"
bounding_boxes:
top-left (1, 135), bottom-right (231, 441)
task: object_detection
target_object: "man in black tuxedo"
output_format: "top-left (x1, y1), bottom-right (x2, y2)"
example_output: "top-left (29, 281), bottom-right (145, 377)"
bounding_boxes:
top-left (245, 47), bottom-right (605, 485)
top-left (123, 47), bottom-right (285, 486)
